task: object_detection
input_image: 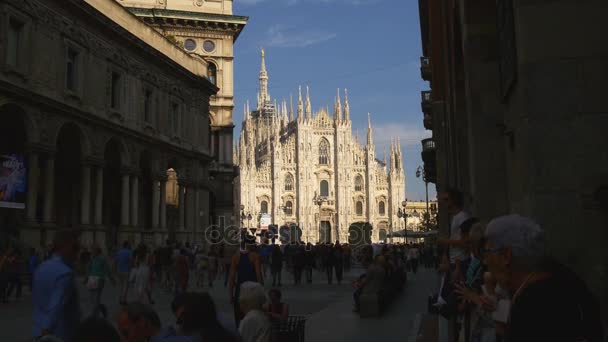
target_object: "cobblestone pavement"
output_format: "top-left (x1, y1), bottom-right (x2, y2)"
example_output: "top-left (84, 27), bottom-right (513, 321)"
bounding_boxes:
top-left (0, 265), bottom-right (438, 342)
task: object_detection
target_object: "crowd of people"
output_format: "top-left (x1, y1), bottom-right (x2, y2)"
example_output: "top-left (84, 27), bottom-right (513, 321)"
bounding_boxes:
top-left (430, 189), bottom-right (605, 342)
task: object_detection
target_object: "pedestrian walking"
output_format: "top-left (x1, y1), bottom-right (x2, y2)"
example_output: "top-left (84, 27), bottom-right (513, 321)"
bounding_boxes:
top-left (270, 244), bottom-right (283, 287)
top-left (333, 243), bottom-right (344, 284)
top-left (305, 243), bottom-right (314, 283)
top-left (132, 250), bottom-right (154, 304)
top-left (409, 244), bottom-right (419, 274)
top-left (114, 241), bottom-right (133, 305)
top-left (207, 247), bottom-right (219, 288)
top-left (5, 248), bottom-right (24, 301)
top-left (325, 243), bottom-right (335, 284)
top-left (175, 248), bottom-right (190, 295)
top-left (229, 238), bottom-right (263, 326)
top-left (85, 246), bottom-right (114, 315)
top-left (32, 230), bottom-right (81, 342)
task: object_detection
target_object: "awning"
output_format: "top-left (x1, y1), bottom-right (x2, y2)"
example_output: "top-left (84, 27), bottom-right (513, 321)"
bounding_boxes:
top-left (387, 229), bottom-right (439, 238)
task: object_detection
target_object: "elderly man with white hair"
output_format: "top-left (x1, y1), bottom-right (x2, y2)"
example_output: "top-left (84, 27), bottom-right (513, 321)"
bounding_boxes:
top-left (483, 214), bottom-right (603, 342)
top-left (238, 281), bottom-right (271, 342)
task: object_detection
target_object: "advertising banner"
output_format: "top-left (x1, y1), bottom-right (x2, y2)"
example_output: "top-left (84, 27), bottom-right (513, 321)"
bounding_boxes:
top-left (0, 154), bottom-right (26, 209)
top-left (259, 214), bottom-right (272, 230)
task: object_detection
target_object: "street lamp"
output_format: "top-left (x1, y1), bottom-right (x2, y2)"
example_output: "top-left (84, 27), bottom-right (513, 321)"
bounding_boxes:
top-left (416, 165), bottom-right (430, 230)
top-left (397, 200), bottom-right (408, 243)
top-left (313, 192), bottom-right (327, 243)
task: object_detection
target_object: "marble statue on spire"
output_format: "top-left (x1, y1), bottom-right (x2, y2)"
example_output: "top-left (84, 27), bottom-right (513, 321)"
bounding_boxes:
top-left (344, 88), bottom-right (350, 121)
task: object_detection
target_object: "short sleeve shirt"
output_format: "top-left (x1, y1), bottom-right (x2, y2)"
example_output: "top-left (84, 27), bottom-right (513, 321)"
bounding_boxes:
top-left (449, 211), bottom-right (470, 263)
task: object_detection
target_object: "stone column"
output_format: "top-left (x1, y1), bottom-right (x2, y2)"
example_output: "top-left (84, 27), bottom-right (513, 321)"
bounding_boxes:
top-left (80, 164), bottom-right (91, 225)
top-left (151, 179), bottom-right (160, 229)
top-left (121, 173), bottom-right (130, 227)
top-left (159, 178), bottom-right (167, 229)
top-left (94, 167), bottom-right (103, 226)
top-left (194, 187), bottom-right (200, 236)
top-left (43, 153), bottom-right (55, 224)
top-left (178, 183), bottom-right (185, 230)
top-left (25, 151), bottom-right (39, 222)
top-left (130, 175), bottom-right (139, 228)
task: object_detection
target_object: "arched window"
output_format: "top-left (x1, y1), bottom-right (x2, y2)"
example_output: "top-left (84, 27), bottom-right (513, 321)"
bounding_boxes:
top-left (207, 63), bottom-right (217, 85)
top-left (284, 174), bottom-right (294, 191)
top-left (320, 180), bottom-right (329, 197)
top-left (261, 200), bottom-right (268, 214)
top-left (285, 201), bottom-right (293, 216)
top-left (379, 201), bottom-right (385, 215)
top-left (355, 175), bottom-right (363, 192)
top-left (318, 138), bottom-right (330, 165)
top-left (356, 201), bottom-right (363, 216)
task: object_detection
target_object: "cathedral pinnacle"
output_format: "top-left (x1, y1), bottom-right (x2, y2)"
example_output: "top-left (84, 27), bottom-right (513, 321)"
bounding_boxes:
top-left (334, 88), bottom-right (342, 121)
top-left (305, 85), bottom-right (312, 120)
top-left (289, 94), bottom-right (294, 122)
top-left (297, 86), bottom-right (303, 120)
top-left (344, 88), bottom-right (350, 121)
top-left (367, 113), bottom-right (374, 148)
top-left (258, 48), bottom-right (269, 108)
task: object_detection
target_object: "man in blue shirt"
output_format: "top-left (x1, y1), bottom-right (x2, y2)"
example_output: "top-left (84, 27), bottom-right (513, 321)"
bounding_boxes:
top-left (32, 230), bottom-right (81, 342)
top-left (115, 241), bottom-right (133, 305)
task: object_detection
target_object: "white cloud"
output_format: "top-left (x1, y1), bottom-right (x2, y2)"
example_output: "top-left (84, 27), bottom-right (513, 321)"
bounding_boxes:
top-left (265, 25), bottom-right (337, 48)
top-left (371, 122), bottom-right (431, 152)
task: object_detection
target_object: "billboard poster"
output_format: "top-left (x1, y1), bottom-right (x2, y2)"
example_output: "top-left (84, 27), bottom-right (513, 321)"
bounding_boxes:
top-left (0, 154), bottom-right (26, 209)
top-left (259, 214), bottom-right (272, 230)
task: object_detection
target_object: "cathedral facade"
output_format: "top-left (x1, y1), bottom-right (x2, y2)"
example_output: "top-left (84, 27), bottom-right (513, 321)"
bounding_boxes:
top-left (235, 52), bottom-right (406, 243)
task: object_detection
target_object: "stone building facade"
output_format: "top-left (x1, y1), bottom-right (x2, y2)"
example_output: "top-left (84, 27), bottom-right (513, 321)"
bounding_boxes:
top-left (417, 0), bottom-right (608, 325)
top-left (235, 52), bottom-right (406, 243)
top-left (0, 0), bottom-right (218, 249)
top-left (117, 0), bottom-right (247, 230)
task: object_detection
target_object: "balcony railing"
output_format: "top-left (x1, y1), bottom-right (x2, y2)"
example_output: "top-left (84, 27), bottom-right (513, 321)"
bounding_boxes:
top-left (420, 56), bottom-right (431, 81)
top-left (423, 113), bottom-right (433, 130)
top-left (421, 138), bottom-right (436, 152)
top-left (421, 138), bottom-right (437, 183)
top-left (421, 90), bottom-right (432, 113)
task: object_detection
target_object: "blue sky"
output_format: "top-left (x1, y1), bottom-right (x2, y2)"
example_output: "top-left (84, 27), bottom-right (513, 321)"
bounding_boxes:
top-left (232, 0), bottom-right (436, 201)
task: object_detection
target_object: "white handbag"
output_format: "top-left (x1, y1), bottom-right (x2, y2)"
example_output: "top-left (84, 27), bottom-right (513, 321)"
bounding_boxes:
top-left (86, 275), bottom-right (100, 290)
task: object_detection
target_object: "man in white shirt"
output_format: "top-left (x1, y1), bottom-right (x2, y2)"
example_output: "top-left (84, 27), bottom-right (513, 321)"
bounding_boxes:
top-left (238, 281), bottom-right (271, 342)
top-left (438, 188), bottom-right (470, 266)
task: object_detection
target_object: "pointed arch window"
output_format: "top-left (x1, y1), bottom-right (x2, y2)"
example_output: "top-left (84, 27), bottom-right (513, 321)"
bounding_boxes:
top-left (379, 201), bottom-right (385, 215)
top-left (284, 174), bottom-right (294, 191)
top-left (261, 200), bottom-right (268, 214)
top-left (355, 175), bottom-right (363, 192)
top-left (319, 138), bottom-right (330, 165)
top-left (320, 180), bottom-right (329, 197)
top-left (356, 201), bottom-right (363, 216)
top-left (207, 63), bottom-right (217, 85)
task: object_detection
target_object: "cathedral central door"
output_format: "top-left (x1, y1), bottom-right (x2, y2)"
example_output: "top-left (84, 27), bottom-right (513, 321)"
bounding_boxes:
top-left (320, 221), bottom-right (331, 243)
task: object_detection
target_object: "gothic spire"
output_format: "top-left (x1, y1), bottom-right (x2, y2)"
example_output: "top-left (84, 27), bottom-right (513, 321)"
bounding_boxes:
top-left (367, 112), bottom-right (373, 148)
top-left (259, 48), bottom-right (269, 106)
top-left (305, 85), bottom-right (312, 120)
top-left (282, 99), bottom-right (288, 123)
top-left (297, 86), bottom-right (303, 120)
top-left (289, 94), bottom-right (294, 122)
top-left (344, 88), bottom-right (350, 121)
top-left (334, 88), bottom-right (342, 121)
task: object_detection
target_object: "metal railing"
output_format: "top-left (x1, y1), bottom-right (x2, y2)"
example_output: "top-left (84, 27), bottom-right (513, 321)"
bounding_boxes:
top-left (421, 138), bottom-right (436, 151)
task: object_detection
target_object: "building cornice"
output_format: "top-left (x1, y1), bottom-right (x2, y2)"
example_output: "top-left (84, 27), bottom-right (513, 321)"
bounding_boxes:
top-left (126, 7), bottom-right (248, 40)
